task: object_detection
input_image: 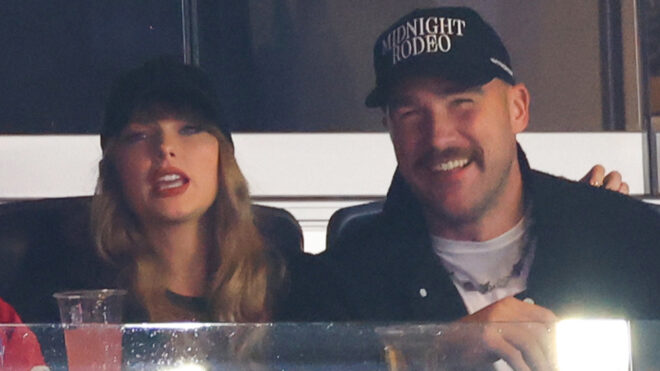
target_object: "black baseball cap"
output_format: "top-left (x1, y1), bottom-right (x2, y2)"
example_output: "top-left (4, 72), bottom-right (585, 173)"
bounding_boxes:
top-left (101, 57), bottom-right (232, 149)
top-left (365, 7), bottom-right (515, 107)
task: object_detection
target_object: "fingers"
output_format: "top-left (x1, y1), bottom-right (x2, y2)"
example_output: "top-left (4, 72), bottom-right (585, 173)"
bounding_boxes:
top-left (602, 171), bottom-right (630, 194)
top-left (581, 164), bottom-right (605, 186)
top-left (501, 300), bottom-right (557, 369)
top-left (475, 323), bottom-right (554, 371)
top-left (456, 298), bottom-right (558, 370)
top-left (581, 165), bottom-right (630, 195)
top-left (602, 171), bottom-right (622, 191)
top-left (500, 327), bottom-right (553, 371)
top-left (482, 328), bottom-right (531, 371)
top-left (441, 323), bottom-right (531, 371)
top-left (505, 323), bottom-right (556, 371)
top-left (469, 296), bottom-right (557, 324)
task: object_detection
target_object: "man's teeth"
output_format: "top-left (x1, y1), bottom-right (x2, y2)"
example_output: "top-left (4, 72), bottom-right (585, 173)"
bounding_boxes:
top-left (434, 159), bottom-right (469, 171)
top-left (157, 174), bottom-right (181, 182)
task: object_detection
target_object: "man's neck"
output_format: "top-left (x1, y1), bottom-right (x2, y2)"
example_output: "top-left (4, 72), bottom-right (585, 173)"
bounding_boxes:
top-left (429, 206), bottom-right (524, 242)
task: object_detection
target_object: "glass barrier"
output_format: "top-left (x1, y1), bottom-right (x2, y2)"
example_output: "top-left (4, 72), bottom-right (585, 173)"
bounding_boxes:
top-left (1, 321), bottom-right (658, 370)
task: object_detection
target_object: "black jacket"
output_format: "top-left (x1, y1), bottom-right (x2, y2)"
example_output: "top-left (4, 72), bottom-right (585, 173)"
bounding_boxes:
top-left (320, 146), bottom-right (660, 321)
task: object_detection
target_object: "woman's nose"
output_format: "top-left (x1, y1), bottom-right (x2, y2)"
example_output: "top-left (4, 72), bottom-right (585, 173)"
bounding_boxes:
top-left (156, 134), bottom-right (177, 159)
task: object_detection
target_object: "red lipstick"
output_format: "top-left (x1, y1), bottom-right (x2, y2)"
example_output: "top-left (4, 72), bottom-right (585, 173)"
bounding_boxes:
top-left (150, 167), bottom-right (190, 198)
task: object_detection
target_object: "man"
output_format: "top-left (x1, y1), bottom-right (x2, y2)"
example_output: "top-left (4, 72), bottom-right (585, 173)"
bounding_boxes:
top-left (320, 7), bottom-right (660, 370)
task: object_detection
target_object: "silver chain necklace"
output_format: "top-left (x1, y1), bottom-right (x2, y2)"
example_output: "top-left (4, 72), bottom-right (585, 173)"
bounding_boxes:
top-left (445, 216), bottom-right (536, 294)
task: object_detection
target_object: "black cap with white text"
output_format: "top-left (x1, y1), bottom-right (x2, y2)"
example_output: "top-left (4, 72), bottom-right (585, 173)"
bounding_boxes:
top-left (365, 7), bottom-right (515, 107)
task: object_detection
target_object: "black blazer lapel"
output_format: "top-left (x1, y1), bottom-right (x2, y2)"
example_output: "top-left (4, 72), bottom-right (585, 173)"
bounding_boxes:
top-left (404, 233), bottom-right (468, 322)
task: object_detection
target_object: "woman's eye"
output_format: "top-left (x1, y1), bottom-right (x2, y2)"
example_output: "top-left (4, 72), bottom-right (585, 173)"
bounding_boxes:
top-left (180, 125), bottom-right (202, 135)
top-left (121, 132), bottom-right (148, 144)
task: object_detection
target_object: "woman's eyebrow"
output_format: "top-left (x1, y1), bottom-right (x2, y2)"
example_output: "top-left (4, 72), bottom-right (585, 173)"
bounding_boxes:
top-left (121, 121), bottom-right (162, 135)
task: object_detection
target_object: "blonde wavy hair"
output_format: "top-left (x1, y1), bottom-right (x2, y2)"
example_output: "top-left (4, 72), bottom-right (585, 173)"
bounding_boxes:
top-left (91, 110), bottom-right (285, 322)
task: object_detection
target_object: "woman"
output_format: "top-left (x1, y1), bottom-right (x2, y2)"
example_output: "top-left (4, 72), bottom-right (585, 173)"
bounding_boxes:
top-left (91, 58), bottom-right (287, 323)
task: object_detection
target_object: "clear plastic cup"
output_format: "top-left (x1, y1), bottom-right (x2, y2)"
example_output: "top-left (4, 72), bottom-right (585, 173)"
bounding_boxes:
top-left (53, 289), bottom-right (126, 371)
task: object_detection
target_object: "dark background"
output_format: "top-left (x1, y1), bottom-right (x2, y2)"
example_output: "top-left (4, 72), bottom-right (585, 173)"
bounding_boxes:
top-left (2, 0), bottom-right (658, 134)
top-left (0, 0), bottom-right (182, 134)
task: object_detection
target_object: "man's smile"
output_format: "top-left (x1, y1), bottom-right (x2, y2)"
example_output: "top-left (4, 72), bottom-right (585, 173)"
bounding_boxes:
top-left (431, 157), bottom-right (471, 172)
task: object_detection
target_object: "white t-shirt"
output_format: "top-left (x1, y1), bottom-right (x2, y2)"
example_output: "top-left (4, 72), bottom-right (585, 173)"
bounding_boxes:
top-left (431, 218), bottom-right (535, 371)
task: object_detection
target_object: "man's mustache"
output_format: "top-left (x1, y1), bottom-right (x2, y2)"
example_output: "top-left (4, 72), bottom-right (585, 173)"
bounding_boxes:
top-left (415, 146), bottom-right (484, 170)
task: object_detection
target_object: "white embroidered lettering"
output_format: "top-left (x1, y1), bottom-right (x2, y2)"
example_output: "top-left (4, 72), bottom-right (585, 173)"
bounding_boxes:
top-left (400, 39), bottom-right (412, 59)
top-left (392, 42), bottom-right (401, 63)
top-left (406, 21), bottom-right (418, 37)
top-left (395, 24), bottom-right (408, 44)
top-left (425, 34), bottom-right (438, 52)
top-left (384, 17), bottom-right (466, 65)
top-left (425, 17), bottom-right (438, 35)
top-left (412, 36), bottom-right (426, 56)
top-left (454, 19), bottom-right (466, 36)
top-left (438, 17), bottom-right (450, 34)
top-left (438, 34), bottom-right (451, 52)
top-left (416, 17), bottom-right (426, 36)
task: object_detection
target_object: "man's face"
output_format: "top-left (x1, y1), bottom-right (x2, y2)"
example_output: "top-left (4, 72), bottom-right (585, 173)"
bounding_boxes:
top-left (385, 76), bottom-right (529, 234)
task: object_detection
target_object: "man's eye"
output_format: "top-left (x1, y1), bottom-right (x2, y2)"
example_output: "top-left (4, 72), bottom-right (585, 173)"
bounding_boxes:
top-left (451, 98), bottom-right (474, 107)
top-left (180, 125), bottom-right (202, 135)
top-left (393, 108), bottom-right (419, 120)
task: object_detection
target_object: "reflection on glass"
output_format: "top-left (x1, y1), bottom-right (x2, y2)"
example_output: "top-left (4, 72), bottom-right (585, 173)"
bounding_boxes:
top-left (160, 364), bottom-right (207, 371)
top-left (64, 326), bottom-right (122, 371)
top-left (5, 322), bottom-right (655, 370)
top-left (53, 290), bottom-right (126, 371)
top-left (556, 319), bottom-right (630, 371)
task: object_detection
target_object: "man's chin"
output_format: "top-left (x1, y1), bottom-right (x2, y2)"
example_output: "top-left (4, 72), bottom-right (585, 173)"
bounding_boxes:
top-left (425, 198), bottom-right (483, 226)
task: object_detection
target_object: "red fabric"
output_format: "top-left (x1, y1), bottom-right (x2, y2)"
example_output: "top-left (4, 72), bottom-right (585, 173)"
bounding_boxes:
top-left (0, 298), bottom-right (46, 370)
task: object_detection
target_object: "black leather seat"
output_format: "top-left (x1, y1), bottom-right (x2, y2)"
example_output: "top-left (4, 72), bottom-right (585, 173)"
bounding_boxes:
top-left (648, 201), bottom-right (660, 215)
top-left (0, 196), bottom-right (303, 323)
top-left (326, 199), bottom-right (660, 252)
top-left (325, 200), bottom-right (384, 251)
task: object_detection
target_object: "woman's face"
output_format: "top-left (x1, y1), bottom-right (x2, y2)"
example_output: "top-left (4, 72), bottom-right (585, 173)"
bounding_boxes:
top-left (113, 117), bottom-right (220, 226)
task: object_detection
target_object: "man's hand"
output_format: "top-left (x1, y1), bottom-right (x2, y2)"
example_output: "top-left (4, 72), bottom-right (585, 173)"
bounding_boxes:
top-left (442, 297), bottom-right (557, 371)
top-left (580, 164), bottom-right (629, 194)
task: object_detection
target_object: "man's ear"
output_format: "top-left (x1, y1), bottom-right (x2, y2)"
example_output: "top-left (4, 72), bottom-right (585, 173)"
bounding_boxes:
top-left (381, 106), bottom-right (389, 128)
top-left (382, 112), bottom-right (397, 141)
top-left (508, 83), bottom-right (530, 134)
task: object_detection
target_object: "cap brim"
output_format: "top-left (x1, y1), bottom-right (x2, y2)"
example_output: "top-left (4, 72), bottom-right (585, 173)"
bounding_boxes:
top-left (364, 61), bottom-right (504, 108)
top-left (365, 87), bottom-right (383, 108)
